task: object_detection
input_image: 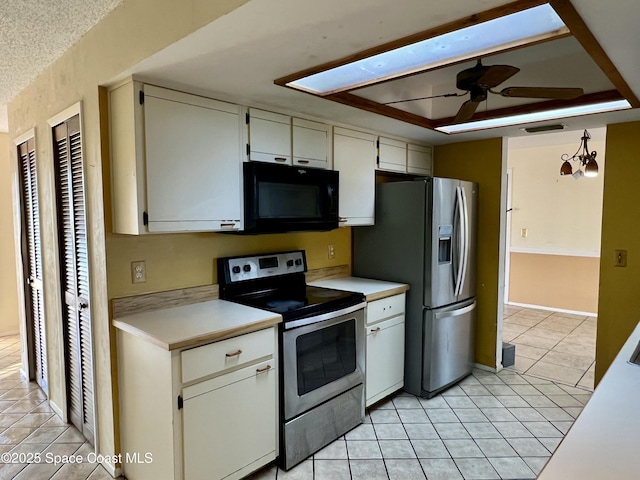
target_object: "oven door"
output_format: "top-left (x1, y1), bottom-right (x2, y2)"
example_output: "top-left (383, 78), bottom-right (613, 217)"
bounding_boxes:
top-left (282, 305), bottom-right (365, 421)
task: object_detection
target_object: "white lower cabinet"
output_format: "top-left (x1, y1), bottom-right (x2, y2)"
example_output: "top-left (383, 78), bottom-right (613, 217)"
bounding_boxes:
top-left (183, 359), bottom-right (276, 480)
top-left (117, 326), bottom-right (278, 480)
top-left (365, 294), bottom-right (406, 407)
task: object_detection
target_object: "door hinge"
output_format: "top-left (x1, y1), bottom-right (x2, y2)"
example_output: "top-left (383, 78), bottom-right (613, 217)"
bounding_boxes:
top-left (246, 143), bottom-right (250, 155)
top-left (376, 139), bottom-right (380, 149)
top-left (177, 395), bottom-right (183, 410)
top-left (245, 112), bottom-right (250, 124)
top-left (376, 155), bottom-right (380, 166)
top-left (139, 91), bottom-right (145, 105)
top-left (143, 211), bottom-right (149, 226)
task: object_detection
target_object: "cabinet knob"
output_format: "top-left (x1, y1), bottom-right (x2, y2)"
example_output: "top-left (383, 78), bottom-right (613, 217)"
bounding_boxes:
top-left (225, 349), bottom-right (242, 358)
top-left (371, 327), bottom-right (381, 333)
top-left (256, 365), bottom-right (272, 374)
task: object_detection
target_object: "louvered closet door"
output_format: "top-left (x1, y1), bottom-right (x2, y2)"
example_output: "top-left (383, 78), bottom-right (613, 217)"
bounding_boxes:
top-left (18, 138), bottom-right (48, 394)
top-left (53, 115), bottom-right (95, 445)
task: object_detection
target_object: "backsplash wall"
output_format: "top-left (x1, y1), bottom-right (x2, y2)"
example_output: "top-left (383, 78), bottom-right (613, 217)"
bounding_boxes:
top-left (106, 228), bottom-right (351, 299)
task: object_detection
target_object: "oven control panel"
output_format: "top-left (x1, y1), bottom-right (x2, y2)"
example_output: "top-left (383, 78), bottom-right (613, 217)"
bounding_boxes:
top-left (222, 250), bottom-right (307, 282)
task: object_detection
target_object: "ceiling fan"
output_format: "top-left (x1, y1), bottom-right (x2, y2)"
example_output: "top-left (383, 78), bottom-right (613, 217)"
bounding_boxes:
top-left (385, 59), bottom-right (585, 123)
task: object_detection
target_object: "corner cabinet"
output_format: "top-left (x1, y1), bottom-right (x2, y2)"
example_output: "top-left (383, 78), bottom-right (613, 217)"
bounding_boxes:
top-left (365, 293), bottom-right (406, 406)
top-left (117, 326), bottom-right (278, 480)
top-left (109, 81), bottom-right (244, 234)
top-left (333, 127), bottom-right (376, 226)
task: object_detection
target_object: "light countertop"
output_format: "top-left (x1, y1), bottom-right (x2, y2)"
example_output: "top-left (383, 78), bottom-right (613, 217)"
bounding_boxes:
top-left (112, 299), bottom-right (281, 351)
top-left (538, 320), bottom-right (640, 479)
top-left (308, 276), bottom-right (409, 301)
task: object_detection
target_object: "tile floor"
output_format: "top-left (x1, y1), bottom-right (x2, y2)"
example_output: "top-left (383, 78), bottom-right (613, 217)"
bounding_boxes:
top-left (502, 305), bottom-right (597, 390)
top-left (0, 305), bottom-right (596, 480)
top-left (0, 334), bottom-right (114, 480)
top-left (248, 368), bottom-right (592, 480)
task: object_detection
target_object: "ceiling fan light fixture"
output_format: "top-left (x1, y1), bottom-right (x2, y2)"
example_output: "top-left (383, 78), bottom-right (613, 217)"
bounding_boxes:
top-left (284, 4), bottom-right (567, 95)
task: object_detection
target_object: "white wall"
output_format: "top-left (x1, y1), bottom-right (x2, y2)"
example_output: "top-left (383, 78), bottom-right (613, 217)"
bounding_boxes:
top-left (508, 127), bottom-right (606, 256)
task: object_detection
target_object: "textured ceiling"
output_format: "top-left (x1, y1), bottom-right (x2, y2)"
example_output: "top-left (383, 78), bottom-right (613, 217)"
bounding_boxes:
top-left (0, 0), bottom-right (123, 131)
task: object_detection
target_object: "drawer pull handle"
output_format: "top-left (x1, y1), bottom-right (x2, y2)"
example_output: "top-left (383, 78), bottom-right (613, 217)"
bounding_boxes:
top-left (274, 157), bottom-right (287, 162)
top-left (256, 365), bottom-right (272, 374)
top-left (371, 327), bottom-right (381, 333)
top-left (297, 160), bottom-right (310, 164)
top-left (225, 350), bottom-right (242, 358)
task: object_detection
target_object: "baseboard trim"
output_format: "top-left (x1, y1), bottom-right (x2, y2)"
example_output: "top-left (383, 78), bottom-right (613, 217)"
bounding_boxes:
top-left (473, 363), bottom-right (501, 373)
top-left (507, 301), bottom-right (596, 317)
top-left (0, 330), bottom-right (20, 337)
top-left (50, 400), bottom-right (64, 420)
top-left (102, 459), bottom-right (121, 478)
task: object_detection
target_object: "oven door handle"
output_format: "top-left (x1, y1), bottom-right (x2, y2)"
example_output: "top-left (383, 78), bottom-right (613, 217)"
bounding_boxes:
top-left (284, 302), bottom-right (367, 329)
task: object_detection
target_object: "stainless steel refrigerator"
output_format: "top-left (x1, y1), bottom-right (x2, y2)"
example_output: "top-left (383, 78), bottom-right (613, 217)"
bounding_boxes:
top-left (353, 178), bottom-right (477, 397)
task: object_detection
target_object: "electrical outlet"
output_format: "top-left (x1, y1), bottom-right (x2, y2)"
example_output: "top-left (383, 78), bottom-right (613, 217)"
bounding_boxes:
top-left (615, 249), bottom-right (628, 267)
top-left (327, 244), bottom-right (335, 259)
top-left (131, 261), bottom-right (147, 283)
top-left (520, 228), bottom-right (528, 238)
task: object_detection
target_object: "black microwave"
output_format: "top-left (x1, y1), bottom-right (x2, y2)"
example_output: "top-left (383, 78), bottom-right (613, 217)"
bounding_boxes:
top-left (242, 162), bottom-right (339, 234)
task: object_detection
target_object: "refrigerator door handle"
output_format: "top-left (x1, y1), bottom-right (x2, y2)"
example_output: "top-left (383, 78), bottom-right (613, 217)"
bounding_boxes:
top-left (434, 301), bottom-right (476, 320)
top-left (454, 186), bottom-right (465, 297)
top-left (459, 186), bottom-right (470, 295)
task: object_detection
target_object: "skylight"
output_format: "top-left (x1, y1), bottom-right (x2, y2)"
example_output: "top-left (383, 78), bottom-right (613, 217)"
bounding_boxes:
top-left (287, 3), bottom-right (568, 95)
top-left (435, 100), bottom-right (632, 134)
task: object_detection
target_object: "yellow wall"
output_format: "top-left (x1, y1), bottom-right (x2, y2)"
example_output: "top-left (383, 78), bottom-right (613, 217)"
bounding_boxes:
top-left (107, 229), bottom-right (351, 298)
top-left (509, 253), bottom-right (599, 313)
top-left (434, 138), bottom-right (504, 368)
top-left (7, 0), bottom-right (252, 467)
top-left (0, 133), bottom-right (20, 335)
top-left (596, 121), bottom-right (640, 383)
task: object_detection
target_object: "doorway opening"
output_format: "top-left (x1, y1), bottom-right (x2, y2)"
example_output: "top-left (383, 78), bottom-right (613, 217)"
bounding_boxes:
top-left (501, 127), bottom-right (605, 391)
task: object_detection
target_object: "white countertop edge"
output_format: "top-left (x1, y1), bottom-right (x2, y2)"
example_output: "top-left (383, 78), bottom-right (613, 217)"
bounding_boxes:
top-left (538, 320), bottom-right (640, 479)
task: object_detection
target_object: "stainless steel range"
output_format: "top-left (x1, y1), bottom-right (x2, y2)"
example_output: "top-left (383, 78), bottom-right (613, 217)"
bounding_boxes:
top-left (218, 250), bottom-right (366, 470)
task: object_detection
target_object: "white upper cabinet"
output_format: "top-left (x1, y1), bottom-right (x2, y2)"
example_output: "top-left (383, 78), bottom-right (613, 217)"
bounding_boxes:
top-left (292, 118), bottom-right (332, 169)
top-left (407, 143), bottom-right (433, 176)
top-left (333, 127), bottom-right (376, 226)
top-left (109, 81), bottom-right (243, 234)
top-left (377, 137), bottom-right (407, 173)
top-left (247, 108), bottom-right (292, 165)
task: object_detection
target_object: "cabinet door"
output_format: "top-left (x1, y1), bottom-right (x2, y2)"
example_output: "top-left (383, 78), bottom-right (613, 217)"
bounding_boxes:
top-left (293, 118), bottom-right (332, 169)
top-left (248, 108), bottom-right (292, 164)
top-left (378, 137), bottom-right (407, 173)
top-left (407, 144), bottom-right (432, 176)
top-left (144, 86), bottom-right (242, 232)
top-left (333, 127), bottom-right (376, 226)
top-left (366, 315), bottom-right (405, 406)
top-left (182, 359), bottom-right (277, 480)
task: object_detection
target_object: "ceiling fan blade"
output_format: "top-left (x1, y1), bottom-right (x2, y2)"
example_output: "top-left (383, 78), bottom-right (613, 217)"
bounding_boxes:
top-left (499, 87), bottom-right (584, 99)
top-left (454, 99), bottom-right (481, 123)
top-left (477, 65), bottom-right (520, 88)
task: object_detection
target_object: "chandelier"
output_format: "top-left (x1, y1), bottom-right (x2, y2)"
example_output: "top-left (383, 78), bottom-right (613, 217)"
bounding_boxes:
top-left (560, 129), bottom-right (598, 178)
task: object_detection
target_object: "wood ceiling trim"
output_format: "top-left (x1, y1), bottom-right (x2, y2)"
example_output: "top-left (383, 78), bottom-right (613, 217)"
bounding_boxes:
top-left (549, 0), bottom-right (640, 107)
top-left (326, 92), bottom-right (436, 130)
top-left (431, 90), bottom-right (624, 127)
top-left (274, 0), bottom-right (550, 89)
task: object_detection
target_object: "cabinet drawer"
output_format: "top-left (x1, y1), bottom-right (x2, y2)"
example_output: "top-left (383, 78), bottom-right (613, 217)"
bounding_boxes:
top-left (367, 293), bottom-right (406, 325)
top-left (181, 327), bottom-right (275, 383)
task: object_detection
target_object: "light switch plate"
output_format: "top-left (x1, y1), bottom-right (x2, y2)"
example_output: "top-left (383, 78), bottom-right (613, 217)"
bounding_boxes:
top-left (615, 249), bottom-right (628, 267)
